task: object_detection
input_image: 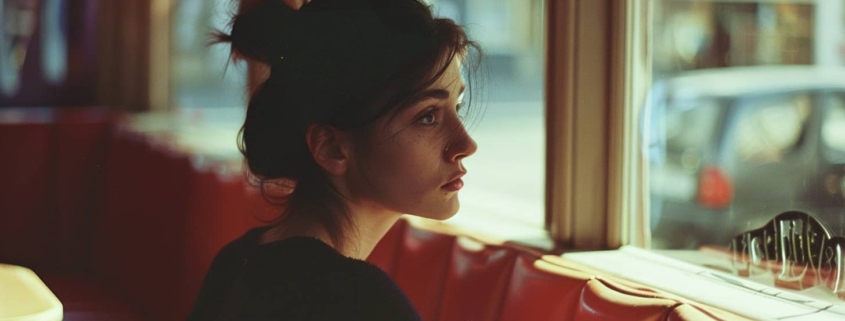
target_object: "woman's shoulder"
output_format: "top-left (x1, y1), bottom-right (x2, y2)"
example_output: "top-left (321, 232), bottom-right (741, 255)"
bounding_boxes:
top-left (239, 238), bottom-right (421, 320)
top-left (243, 237), bottom-right (390, 289)
top-left (345, 259), bottom-right (422, 320)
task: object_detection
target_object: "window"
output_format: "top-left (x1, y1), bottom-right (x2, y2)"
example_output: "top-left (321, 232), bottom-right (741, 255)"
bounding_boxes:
top-left (644, 0), bottom-right (845, 307)
top-left (822, 94), bottom-right (845, 155)
top-left (171, 0), bottom-right (248, 109)
top-left (663, 100), bottom-right (722, 157)
top-left (731, 94), bottom-right (811, 164)
top-left (648, 98), bottom-right (724, 242)
top-left (0, 0), bottom-right (36, 98)
top-left (424, 0), bottom-right (548, 243)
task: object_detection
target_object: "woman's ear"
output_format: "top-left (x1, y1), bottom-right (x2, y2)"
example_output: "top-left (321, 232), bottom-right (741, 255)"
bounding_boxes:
top-left (305, 124), bottom-right (351, 177)
top-left (281, 0), bottom-right (310, 10)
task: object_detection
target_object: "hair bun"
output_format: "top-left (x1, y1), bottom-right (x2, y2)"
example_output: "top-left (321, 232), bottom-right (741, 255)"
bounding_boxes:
top-left (224, 0), bottom-right (300, 64)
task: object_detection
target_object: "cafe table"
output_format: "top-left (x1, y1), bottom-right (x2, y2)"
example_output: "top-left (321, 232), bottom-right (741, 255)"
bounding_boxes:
top-left (0, 264), bottom-right (62, 321)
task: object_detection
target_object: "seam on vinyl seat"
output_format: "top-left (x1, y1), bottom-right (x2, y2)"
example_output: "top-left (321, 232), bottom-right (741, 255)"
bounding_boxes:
top-left (663, 302), bottom-right (685, 321)
top-left (486, 248), bottom-right (518, 321)
top-left (671, 303), bottom-right (730, 321)
top-left (595, 277), bottom-right (666, 300)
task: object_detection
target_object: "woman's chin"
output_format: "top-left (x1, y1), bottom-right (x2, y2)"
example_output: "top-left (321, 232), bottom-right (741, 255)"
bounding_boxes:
top-left (413, 198), bottom-right (461, 221)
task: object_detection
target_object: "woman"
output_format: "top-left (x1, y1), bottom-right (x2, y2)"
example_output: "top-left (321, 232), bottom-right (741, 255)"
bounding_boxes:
top-left (187, 0), bottom-right (480, 319)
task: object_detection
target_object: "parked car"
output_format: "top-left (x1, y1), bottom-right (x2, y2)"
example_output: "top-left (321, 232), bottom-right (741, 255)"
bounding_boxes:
top-left (646, 66), bottom-right (845, 249)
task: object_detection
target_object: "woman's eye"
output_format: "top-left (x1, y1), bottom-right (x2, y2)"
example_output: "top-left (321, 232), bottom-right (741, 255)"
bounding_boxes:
top-left (418, 110), bottom-right (437, 125)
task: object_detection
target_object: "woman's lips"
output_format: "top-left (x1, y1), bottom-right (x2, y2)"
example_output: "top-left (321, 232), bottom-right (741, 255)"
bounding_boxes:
top-left (441, 178), bottom-right (464, 192)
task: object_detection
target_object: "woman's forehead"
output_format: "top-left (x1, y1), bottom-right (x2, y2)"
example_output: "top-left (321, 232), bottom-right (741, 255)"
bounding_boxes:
top-left (431, 58), bottom-right (465, 94)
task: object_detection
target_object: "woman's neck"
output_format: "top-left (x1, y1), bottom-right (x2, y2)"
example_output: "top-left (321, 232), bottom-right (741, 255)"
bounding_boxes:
top-left (260, 207), bottom-right (402, 261)
top-left (340, 210), bottom-right (402, 260)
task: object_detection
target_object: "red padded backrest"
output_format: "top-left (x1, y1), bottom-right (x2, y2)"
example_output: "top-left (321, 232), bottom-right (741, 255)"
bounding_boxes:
top-left (38, 272), bottom-right (143, 320)
top-left (183, 166), bottom-right (262, 319)
top-left (498, 255), bottom-right (591, 321)
top-left (596, 276), bottom-right (735, 321)
top-left (93, 128), bottom-right (145, 280)
top-left (183, 168), bottom-right (225, 316)
top-left (392, 224), bottom-right (455, 321)
top-left (0, 110), bottom-right (55, 269)
top-left (93, 130), bottom-right (194, 321)
top-left (53, 108), bottom-right (112, 270)
top-left (367, 218), bottom-right (408, 275)
top-left (574, 278), bottom-right (678, 321)
top-left (132, 145), bottom-right (195, 321)
top-left (437, 237), bottom-right (517, 321)
top-left (667, 304), bottom-right (718, 321)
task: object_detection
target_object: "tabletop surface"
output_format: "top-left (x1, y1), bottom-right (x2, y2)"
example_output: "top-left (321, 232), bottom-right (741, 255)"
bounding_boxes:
top-left (0, 264), bottom-right (62, 321)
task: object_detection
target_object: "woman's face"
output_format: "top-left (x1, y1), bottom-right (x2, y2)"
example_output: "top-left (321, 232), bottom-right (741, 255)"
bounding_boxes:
top-left (346, 57), bottom-right (477, 220)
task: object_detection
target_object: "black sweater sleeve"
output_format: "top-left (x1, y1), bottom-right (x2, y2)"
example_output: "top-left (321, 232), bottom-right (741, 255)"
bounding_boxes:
top-left (349, 261), bottom-right (422, 321)
top-left (186, 238), bottom-right (248, 321)
top-left (235, 253), bottom-right (421, 321)
top-left (188, 235), bottom-right (421, 321)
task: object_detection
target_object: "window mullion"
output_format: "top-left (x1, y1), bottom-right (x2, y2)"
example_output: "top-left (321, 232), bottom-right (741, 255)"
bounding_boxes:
top-left (545, 0), bottom-right (578, 246)
top-left (547, 0), bottom-right (614, 250)
top-left (607, 0), bottom-right (653, 249)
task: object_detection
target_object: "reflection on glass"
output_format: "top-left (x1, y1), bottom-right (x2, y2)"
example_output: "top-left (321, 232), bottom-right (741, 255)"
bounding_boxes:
top-left (646, 0), bottom-right (845, 306)
top-left (40, 0), bottom-right (66, 85)
top-left (732, 94), bottom-right (811, 164)
top-left (0, 0), bottom-right (39, 97)
top-left (822, 96), bottom-right (845, 154)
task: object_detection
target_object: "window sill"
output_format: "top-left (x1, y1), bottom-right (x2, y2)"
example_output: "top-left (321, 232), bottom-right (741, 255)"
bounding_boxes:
top-left (564, 246), bottom-right (845, 321)
top-left (444, 206), bottom-right (554, 251)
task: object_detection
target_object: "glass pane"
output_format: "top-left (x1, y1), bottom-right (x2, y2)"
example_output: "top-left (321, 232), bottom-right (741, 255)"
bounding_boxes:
top-left (822, 94), bottom-right (845, 154)
top-left (427, 0), bottom-right (547, 233)
top-left (730, 94), bottom-right (811, 164)
top-left (645, 0), bottom-right (845, 306)
top-left (171, 0), bottom-right (247, 109)
top-left (664, 99), bottom-right (722, 155)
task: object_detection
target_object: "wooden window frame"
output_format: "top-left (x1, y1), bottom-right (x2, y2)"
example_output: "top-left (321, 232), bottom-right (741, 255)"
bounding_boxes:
top-left (97, 0), bottom-right (173, 111)
top-left (546, 0), bottom-right (651, 250)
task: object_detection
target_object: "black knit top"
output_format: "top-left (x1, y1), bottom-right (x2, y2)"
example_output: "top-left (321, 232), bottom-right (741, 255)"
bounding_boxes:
top-left (186, 227), bottom-right (421, 321)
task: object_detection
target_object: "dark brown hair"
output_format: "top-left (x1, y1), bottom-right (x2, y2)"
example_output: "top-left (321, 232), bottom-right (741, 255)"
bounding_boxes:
top-left (215, 0), bottom-right (482, 248)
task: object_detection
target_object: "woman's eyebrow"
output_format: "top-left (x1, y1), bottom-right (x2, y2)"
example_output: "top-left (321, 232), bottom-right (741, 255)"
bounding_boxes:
top-left (407, 89), bottom-right (450, 106)
top-left (405, 85), bottom-right (466, 106)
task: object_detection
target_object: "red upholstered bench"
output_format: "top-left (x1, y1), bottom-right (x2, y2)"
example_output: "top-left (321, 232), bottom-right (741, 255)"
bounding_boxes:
top-left (0, 107), bottom-right (747, 321)
top-left (0, 108), bottom-right (149, 320)
top-left (368, 218), bottom-right (746, 321)
top-left (0, 108), bottom-right (265, 321)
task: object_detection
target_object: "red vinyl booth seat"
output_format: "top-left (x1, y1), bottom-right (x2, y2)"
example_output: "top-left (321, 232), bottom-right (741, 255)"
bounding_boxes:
top-left (370, 218), bottom-right (746, 321)
top-left (437, 237), bottom-right (517, 321)
top-left (0, 110), bottom-right (54, 270)
top-left (497, 255), bottom-right (591, 321)
top-left (391, 225), bottom-right (456, 321)
top-left (576, 278), bottom-right (679, 321)
top-left (0, 108), bottom-right (748, 321)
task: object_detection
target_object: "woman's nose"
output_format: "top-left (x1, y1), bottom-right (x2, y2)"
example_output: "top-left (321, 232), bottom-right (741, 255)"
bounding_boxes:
top-left (448, 127), bottom-right (478, 162)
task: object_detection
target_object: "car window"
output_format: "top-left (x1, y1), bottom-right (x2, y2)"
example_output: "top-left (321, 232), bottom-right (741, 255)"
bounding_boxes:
top-left (822, 93), bottom-right (845, 155)
top-left (665, 99), bottom-right (723, 157)
top-left (731, 94), bottom-right (812, 164)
